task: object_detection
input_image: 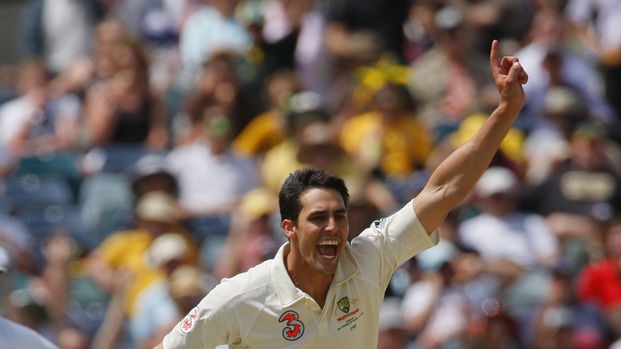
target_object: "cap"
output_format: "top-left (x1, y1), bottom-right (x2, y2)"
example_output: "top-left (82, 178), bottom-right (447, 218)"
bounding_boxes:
top-left (168, 265), bottom-right (206, 299)
top-left (435, 6), bottom-right (463, 30)
top-left (132, 154), bottom-right (172, 179)
top-left (239, 187), bottom-right (276, 221)
top-left (131, 154), bottom-right (178, 197)
top-left (475, 166), bottom-right (518, 197)
top-left (572, 122), bottom-right (606, 141)
top-left (543, 86), bottom-right (587, 121)
top-left (135, 191), bottom-right (183, 223)
top-left (285, 91), bottom-right (330, 131)
top-left (147, 233), bottom-right (189, 268)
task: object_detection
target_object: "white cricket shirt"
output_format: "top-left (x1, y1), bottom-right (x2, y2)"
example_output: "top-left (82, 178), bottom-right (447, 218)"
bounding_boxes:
top-left (163, 203), bottom-right (438, 348)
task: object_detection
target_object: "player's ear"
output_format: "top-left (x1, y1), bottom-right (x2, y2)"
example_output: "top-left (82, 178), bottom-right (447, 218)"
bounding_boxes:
top-left (282, 219), bottom-right (297, 239)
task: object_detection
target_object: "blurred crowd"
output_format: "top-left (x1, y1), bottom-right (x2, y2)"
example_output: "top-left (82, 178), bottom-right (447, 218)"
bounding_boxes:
top-left (0, 0), bottom-right (620, 348)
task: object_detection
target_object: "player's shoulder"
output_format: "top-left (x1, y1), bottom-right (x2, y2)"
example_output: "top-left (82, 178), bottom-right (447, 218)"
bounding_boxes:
top-left (210, 259), bottom-right (275, 302)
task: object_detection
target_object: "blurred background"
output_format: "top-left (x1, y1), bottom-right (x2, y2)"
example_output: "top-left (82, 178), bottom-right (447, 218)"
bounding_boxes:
top-left (0, 0), bottom-right (621, 348)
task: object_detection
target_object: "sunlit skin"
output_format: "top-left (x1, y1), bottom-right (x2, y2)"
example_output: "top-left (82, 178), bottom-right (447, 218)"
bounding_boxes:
top-left (282, 188), bottom-right (349, 306)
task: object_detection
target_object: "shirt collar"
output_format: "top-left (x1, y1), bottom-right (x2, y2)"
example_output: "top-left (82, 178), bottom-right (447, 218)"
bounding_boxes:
top-left (270, 242), bottom-right (359, 306)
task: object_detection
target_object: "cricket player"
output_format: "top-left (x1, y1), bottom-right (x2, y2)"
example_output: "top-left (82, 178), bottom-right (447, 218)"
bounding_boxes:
top-left (155, 39), bottom-right (528, 349)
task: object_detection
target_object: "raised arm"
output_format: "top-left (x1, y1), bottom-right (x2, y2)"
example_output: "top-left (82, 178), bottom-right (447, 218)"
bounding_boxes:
top-left (413, 40), bottom-right (528, 233)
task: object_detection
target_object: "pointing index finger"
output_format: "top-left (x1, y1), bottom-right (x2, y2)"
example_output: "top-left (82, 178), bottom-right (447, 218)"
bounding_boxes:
top-left (490, 39), bottom-right (500, 74)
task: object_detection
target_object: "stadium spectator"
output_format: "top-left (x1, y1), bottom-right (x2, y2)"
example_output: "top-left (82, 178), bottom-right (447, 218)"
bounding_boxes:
top-left (83, 191), bottom-right (198, 326)
top-left (166, 102), bottom-right (259, 245)
top-left (82, 37), bottom-right (169, 151)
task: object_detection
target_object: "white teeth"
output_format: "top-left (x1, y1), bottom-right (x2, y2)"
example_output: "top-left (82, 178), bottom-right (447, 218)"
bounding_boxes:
top-left (318, 239), bottom-right (339, 246)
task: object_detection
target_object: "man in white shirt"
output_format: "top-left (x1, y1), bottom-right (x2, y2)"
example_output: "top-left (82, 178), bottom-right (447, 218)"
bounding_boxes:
top-left (155, 40), bottom-right (528, 349)
top-left (458, 166), bottom-right (559, 270)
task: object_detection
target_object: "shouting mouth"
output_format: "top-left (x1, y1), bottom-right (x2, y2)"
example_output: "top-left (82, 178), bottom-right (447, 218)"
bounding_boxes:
top-left (317, 239), bottom-right (339, 260)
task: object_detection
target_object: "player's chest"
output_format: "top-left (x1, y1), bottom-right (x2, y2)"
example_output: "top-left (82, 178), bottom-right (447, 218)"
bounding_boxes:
top-left (235, 286), bottom-right (378, 348)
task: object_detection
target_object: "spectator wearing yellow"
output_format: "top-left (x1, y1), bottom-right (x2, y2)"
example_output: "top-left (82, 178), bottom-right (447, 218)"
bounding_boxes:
top-left (83, 191), bottom-right (198, 317)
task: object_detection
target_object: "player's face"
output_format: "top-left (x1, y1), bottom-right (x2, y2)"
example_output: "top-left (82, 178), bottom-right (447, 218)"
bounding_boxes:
top-left (288, 188), bottom-right (349, 275)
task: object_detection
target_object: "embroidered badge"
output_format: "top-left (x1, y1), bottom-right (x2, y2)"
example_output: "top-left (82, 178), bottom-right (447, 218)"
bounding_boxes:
top-left (180, 306), bottom-right (199, 333)
top-left (279, 310), bottom-right (304, 341)
top-left (337, 297), bottom-right (350, 313)
top-left (336, 297), bottom-right (361, 326)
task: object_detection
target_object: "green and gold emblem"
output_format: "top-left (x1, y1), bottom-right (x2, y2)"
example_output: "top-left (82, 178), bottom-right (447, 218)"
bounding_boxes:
top-left (337, 297), bottom-right (350, 313)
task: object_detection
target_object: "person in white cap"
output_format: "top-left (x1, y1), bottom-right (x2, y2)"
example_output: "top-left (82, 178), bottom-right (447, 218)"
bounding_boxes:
top-left (131, 233), bottom-right (211, 349)
top-left (83, 191), bottom-right (198, 322)
top-left (458, 166), bottom-right (559, 274)
top-left (154, 39), bottom-right (528, 349)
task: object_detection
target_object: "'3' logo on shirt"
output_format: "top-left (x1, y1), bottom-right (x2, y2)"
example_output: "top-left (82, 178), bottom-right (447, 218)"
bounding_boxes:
top-left (279, 310), bottom-right (305, 341)
top-left (180, 307), bottom-right (199, 333)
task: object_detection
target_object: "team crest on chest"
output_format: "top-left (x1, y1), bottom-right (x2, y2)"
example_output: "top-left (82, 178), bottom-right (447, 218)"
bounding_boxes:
top-left (335, 296), bottom-right (362, 331)
top-left (279, 310), bottom-right (305, 341)
top-left (337, 297), bottom-right (350, 313)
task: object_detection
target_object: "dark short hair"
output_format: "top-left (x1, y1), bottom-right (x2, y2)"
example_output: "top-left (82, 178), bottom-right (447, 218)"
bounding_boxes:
top-left (278, 168), bottom-right (349, 223)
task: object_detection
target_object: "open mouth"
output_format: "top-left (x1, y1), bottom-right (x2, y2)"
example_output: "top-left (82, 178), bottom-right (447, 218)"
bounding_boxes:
top-left (317, 239), bottom-right (339, 259)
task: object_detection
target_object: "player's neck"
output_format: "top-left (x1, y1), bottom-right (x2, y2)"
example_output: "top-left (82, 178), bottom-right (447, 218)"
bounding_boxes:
top-left (293, 274), bottom-right (332, 308)
top-left (285, 252), bottom-right (333, 308)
